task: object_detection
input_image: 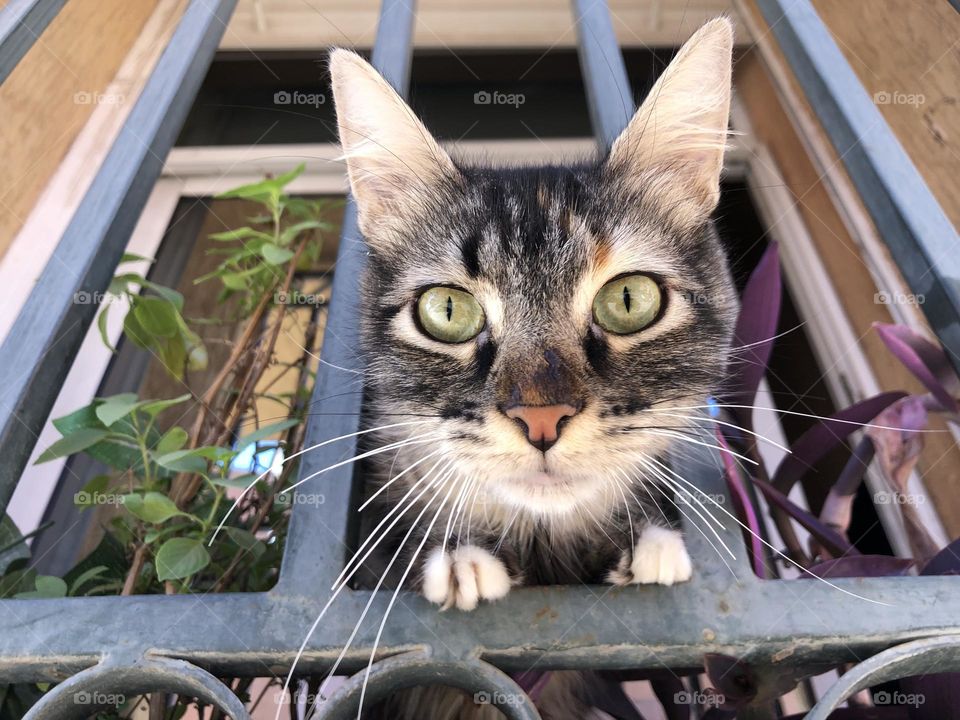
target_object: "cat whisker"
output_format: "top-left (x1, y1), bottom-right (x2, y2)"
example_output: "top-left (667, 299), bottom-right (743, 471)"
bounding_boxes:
top-left (334, 456), bottom-right (454, 592)
top-left (358, 448), bottom-right (448, 512)
top-left (637, 464), bottom-right (740, 580)
top-left (284, 432), bottom-right (445, 495)
top-left (648, 453), bottom-right (890, 604)
top-left (645, 410), bottom-right (791, 453)
top-left (641, 429), bottom-right (759, 466)
top-left (664, 404), bottom-right (946, 433)
top-left (353, 472), bottom-right (466, 719)
top-left (209, 419), bottom-right (435, 545)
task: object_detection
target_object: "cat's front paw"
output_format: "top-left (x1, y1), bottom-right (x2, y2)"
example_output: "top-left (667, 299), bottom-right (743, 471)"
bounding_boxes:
top-left (421, 545), bottom-right (513, 611)
top-left (607, 526), bottom-right (693, 586)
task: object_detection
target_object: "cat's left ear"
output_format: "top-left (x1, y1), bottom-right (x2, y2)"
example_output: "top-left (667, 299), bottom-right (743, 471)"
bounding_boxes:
top-left (605, 18), bottom-right (733, 225)
top-left (329, 49), bottom-right (460, 241)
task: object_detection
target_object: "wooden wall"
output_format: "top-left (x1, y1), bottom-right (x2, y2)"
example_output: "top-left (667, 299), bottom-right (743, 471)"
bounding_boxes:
top-left (0, 0), bottom-right (159, 258)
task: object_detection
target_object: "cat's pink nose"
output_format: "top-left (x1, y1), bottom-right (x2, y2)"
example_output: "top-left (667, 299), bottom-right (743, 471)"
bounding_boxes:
top-left (505, 403), bottom-right (579, 452)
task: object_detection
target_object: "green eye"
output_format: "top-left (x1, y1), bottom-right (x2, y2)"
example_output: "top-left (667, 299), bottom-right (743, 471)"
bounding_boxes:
top-left (593, 274), bottom-right (662, 334)
top-left (417, 286), bottom-right (486, 343)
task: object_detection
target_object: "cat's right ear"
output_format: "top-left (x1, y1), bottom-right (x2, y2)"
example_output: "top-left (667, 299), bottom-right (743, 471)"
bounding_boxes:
top-left (329, 49), bottom-right (460, 241)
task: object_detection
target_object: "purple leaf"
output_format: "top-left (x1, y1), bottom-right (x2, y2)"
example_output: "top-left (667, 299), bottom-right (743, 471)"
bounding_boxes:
top-left (866, 396), bottom-right (928, 495)
top-left (715, 427), bottom-right (766, 577)
top-left (511, 671), bottom-right (551, 704)
top-left (752, 476), bottom-right (858, 559)
top-left (726, 242), bottom-right (781, 426)
top-left (772, 392), bottom-right (906, 495)
top-left (921, 537), bottom-right (960, 576)
top-left (802, 555), bottom-right (914, 579)
top-left (874, 323), bottom-right (959, 413)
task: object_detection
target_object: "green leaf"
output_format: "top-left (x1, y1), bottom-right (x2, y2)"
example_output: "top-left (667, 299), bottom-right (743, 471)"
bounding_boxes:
top-left (235, 418), bottom-right (299, 452)
top-left (158, 335), bottom-right (187, 379)
top-left (122, 492), bottom-right (186, 524)
top-left (35, 428), bottom-right (109, 464)
top-left (260, 243), bottom-right (295, 265)
top-left (279, 220), bottom-right (326, 246)
top-left (220, 272), bottom-right (248, 290)
top-left (142, 281), bottom-right (184, 311)
top-left (153, 449), bottom-right (208, 474)
top-left (122, 307), bottom-right (151, 348)
top-left (224, 527), bottom-right (265, 559)
top-left (156, 426), bottom-right (189, 455)
top-left (94, 393), bottom-right (140, 427)
top-left (97, 305), bottom-right (114, 352)
top-left (215, 164), bottom-right (305, 202)
top-left (52, 404), bottom-right (145, 471)
top-left (15, 575), bottom-right (67, 599)
top-left (134, 296), bottom-right (179, 338)
top-left (0, 515), bottom-right (30, 576)
top-left (139, 394), bottom-right (191, 418)
top-left (155, 537), bottom-right (210, 581)
top-left (68, 565), bottom-right (108, 596)
top-left (209, 227), bottom-right (273, 243)
top-left (121, 252), bottom-right (154, 264)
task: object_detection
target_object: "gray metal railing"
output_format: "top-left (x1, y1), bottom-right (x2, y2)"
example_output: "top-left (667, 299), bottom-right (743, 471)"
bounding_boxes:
top-left (0, 1), bottom-right (958, 718)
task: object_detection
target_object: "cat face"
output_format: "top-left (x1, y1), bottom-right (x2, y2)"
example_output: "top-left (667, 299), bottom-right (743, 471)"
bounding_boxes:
top-left (330, 19), bottom-right (736, 517)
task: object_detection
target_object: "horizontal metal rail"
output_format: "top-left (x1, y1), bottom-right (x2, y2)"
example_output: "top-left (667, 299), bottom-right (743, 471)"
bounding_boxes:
top-left (0, 0), bottom-right (238, 511)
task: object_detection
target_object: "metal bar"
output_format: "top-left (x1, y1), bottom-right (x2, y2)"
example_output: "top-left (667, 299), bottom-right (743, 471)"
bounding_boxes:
top-left (1, 572), bottom-right (960, 682)
top-left (277, 0), bottom-right (417, 594)
top-left (755, 0), bottom-right (960, 373)
top-left (571, 0), bottom-right (634, 150)
top-left (0, 0), bottom-right (68, 85)
top-left (0, 0), bottom-right (239, 511)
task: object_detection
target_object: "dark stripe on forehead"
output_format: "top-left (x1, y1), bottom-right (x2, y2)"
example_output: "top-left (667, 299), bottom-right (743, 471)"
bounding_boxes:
top-left (460, 228), bottom-right (482, 277)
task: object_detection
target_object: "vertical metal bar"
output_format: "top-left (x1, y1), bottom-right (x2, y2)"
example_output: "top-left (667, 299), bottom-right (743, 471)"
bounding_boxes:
top-left (277, 0), bottom-right (417, 593)
top-left (571, 0), bottom-right (634, 150)
top-left (755, 0), bottom-right (960, 373)
top-left (0, 0), bottom-right (68, 85)
top-left (0, 0), bottom-right (239, 511)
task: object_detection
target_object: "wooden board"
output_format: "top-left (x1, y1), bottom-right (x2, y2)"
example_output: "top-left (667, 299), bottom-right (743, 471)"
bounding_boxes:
top-left (735, 42), bottom-right (960, 537)
top-left (0, 0), bottom-right (159, 258)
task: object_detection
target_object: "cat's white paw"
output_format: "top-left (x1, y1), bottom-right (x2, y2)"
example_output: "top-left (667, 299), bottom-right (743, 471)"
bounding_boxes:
top-left (422, 545), bottom-right (513, 611)
top-left (607, 526), bottom-right (693, 586)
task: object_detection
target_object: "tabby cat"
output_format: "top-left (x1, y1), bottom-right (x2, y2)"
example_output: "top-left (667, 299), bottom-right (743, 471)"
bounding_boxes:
top-left (328, 17), bottom-right (736, 719)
